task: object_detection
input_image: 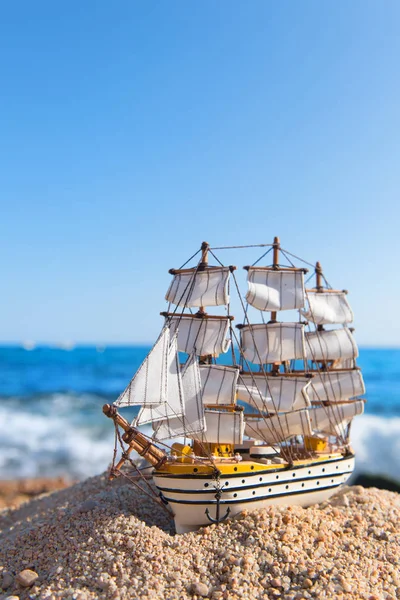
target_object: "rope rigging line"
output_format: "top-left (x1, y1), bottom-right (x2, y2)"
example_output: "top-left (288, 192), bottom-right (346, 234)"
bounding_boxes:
top-left (110, 422), bottom-right (174, 517)
top-left (209, 244), bottom-right (274, 250)
top-left (303, 288), bottom-right (356, 448)
top-left (279, 247), bottom-right (316, 269)
top-left (251, 246), bottom-right (273, 267)
top-left (178, 248), bottom-right (201, 270)
top-left (229, 269), bottom-right (299, 462)
top-left (208, 248), bottom-right (292, 457)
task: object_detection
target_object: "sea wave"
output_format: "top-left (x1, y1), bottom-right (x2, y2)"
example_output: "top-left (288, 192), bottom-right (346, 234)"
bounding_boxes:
top-left (350, 414), bottom-right (400, 483)
top-left (0, 394), bottom-right (399, 483)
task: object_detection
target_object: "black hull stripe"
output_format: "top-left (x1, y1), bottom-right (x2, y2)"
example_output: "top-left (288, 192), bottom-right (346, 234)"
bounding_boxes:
top-left (155, 470), bottom-right (353, 495)
top-left (153, 454), bottom-right (355, 479)
top-left (161, 482), bottom-right (343, 506)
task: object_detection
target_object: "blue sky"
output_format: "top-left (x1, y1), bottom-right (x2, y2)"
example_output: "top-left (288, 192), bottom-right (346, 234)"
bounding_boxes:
top-left (1, 1), bottom-right (399, 345)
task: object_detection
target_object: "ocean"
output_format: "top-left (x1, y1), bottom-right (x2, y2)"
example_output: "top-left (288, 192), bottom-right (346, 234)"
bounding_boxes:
top-left (0, 346), bottom-right (399, 482)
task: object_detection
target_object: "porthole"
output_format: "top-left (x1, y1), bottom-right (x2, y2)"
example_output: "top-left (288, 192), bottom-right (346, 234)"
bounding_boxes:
top-left (233, 493), bottom-right (237, 498)
top-left (301, 483), bottom-right (305, 488)
top-left (268, 488), bottom-right (272, 492)
top-left (193, 468), bottom-right (198, 473)
top-left (259, 477), bottom-right (263, 482)
top-left (252, 491), bottom-right (256, 495)
top-left (331, 479), bottom-right (334, 483)
top-left (276, 475), bottom-right (279, 480)
top-left (308, 470), bottom-right (311, 475)
top-left (242, 479), bottom-right (245, 484)
top-left (251, 465), bottom-right (254, 470)
top-left (336, 466), bottom-right (339, 470)
top-left (234, 467), bottom-right (238, 472)
top-left (285, 485), bottom-right (289, 490)
top-left (225, 482), bottom-right (229, 486)
top-left (317, 481), bottom-right (320, 485)
top-left (292, 473), bottom-right (296, 477)
top-left (204, 483), bottom-right (209, 488)
top-left (322, 468), bottom-right (325, 473)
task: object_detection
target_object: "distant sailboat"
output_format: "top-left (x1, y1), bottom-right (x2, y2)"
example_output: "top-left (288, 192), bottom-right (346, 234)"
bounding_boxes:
top-left (104, 239), bottom-right (365, 533)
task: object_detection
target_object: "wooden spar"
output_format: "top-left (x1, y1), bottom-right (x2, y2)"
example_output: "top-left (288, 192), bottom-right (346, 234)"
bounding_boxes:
top-left (199, 241), bottom-right (209, 270)
top-left (102, 404), bottom-right (167, 476)
top-left (197, 241), bottom-right (209, 318)
top-left (315, 262), bottom-right (324, 332)
top-left (311, 398), bottom-right (367, 406)
top-left (169, 266), bottom-right (236, 275)
top-left (269, 237), bottom-right (280, 374)
top-left (270, 236), bottom-right (280, 323)
top-left (243, 266), bottom-right (308, 272)
top-left (161, 312), bottom-right (234, 320)
top-left (315, 262), bottom-right (323, 291)
top-left (306, 288), bottom-right (348, 294)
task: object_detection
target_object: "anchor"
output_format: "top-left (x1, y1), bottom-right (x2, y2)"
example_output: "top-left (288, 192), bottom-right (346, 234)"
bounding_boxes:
top-left (205, 485), bottom-right (231, 524)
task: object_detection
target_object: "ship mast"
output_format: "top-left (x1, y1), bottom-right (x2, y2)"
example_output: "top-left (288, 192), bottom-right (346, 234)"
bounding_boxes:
top-left (270, 236), bottom-right (280, 323)
top-left (315, 261), bottom-right (324, 333)
top-left (198, 241), bottom-right (209, 318)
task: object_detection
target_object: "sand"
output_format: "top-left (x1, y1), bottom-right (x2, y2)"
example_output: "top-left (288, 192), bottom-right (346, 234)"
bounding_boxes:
top-left (0, 478), bottom-right (72, 510)
top-left (0, 473), bottom-right (399, 600)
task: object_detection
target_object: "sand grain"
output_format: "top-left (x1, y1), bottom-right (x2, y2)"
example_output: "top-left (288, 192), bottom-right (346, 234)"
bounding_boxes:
top-left (0, 473), bottom-right (399, 599)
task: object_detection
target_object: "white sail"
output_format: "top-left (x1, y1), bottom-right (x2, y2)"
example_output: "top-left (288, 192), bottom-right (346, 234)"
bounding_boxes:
top-left (306, 328), bottom-right (358, 362)
top-left (237, 374), bottom-right (311, 413)
top-left (135, 335), bottom-right (185, 425)
top-left (240, 323), bottom-right (305, 364)
top-left (193, 410), bottom-right (244, 445)
top-left (302, 292), bottom-right (353, 325)
top-left (154, 354), bottom-right (206, 440)
top-left (114, 327), bottom-right (169, 407)
top-left (308, 370), bottom-right (365, 403)
top-left (199, 364), bottom-right (239, 406)
top-left (335, 358), bottom-right (356, 369)
top-left (309, 400), bottom-right (364, 437)
top-left (245, 410), bottom-right (312, 444)
top-left (166, 267), bottom-right (231, 308)
top-left (246, 268), bottom-right (305, 312)
top-left (168, 315), bottom-right (231, 357)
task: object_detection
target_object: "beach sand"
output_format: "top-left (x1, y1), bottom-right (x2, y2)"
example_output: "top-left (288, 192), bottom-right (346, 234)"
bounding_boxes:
top-left (0, 473), bottom-right (399, 599)
top-left (0, 478), bottom-right (72, 510)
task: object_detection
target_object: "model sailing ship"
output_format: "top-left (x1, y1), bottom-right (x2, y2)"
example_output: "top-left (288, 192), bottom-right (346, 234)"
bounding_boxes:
top-left (103, 238), bottom-right (365, 533)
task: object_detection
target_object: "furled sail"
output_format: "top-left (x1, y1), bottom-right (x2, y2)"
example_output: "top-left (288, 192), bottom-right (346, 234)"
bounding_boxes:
top-left (237, 374), bottom-right (311, 413)
top-left (306, 328), bottom-right (358, 362)
top-left (302, 291), bottom-right (353, 325)
top-left (168, 315), bottom-right (231, 357)
top-left (240, 323), bottom-right (305, 364)
top-left (166, 267), bottom-right (231, 307)
top-left (309, 400), bottom-right (364, 437)
top-left (135, 334), bottom-right (185, 425)
top-left (307, 369), bottom-right (365, 403)
top-left (153, 353), bottom-right (206, 440)
top-left (246, 268), bottom-right (305, 312)
top-left (199, 364), bottom-right (239, 406)
top-left (193, 410), bottom-right (244, 445)
top-left (245, 409), bottom-right (312, 444)
top-left (114, 327), bottom-right (170, 407)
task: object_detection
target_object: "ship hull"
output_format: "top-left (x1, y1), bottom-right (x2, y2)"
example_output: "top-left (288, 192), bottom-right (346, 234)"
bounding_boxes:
top-left (153, 454), bottom-right (355, 533)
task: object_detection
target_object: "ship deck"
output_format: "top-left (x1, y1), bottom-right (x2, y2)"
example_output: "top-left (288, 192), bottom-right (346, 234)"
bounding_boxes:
top-left (155, 452), bottom-right (347, 477)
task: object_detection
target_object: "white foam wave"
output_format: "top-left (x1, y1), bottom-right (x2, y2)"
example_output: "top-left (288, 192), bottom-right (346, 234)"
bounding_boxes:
top-left (1, 399), bottom-right (398, 483)
top-left (351, 414), bottom-right (400, 483)
top-left (0, 395), bottom-right (151, 480)
top-left (0, 408), bottom-right (113, 479)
